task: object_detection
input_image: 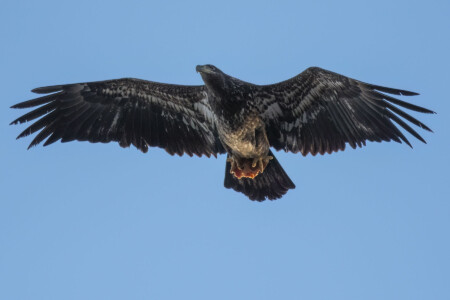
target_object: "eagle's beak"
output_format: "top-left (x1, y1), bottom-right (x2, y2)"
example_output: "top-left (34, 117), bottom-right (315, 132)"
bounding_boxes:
top-left (196, 65), bottom-right (211, 74)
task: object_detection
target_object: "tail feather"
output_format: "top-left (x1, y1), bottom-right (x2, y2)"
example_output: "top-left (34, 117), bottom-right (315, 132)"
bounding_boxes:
top-left (224, 150), bottom-right (295, 201)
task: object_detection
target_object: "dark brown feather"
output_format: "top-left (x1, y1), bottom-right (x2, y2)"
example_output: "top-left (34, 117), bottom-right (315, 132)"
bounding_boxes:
top-left (257, 67), bottom-right (433, 155)
top-left (11, 78), bottom-right (225, 157)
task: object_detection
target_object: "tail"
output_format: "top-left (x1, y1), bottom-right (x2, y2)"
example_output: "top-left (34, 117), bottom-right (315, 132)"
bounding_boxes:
top-left (224, 150), bottom-right (295, 201)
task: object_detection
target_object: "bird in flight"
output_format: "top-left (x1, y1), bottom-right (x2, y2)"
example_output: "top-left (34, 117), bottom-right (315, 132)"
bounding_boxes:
top-left (11, 65), bottom-right (434, 201)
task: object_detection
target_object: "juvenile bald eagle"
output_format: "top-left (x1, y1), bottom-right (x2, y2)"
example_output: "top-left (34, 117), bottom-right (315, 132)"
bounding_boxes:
top-left (11, 65), bottom-right (434, 201)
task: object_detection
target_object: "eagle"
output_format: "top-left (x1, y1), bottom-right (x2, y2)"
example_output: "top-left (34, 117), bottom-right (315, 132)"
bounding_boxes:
top-left (10, 65), bottom-right (434, 201)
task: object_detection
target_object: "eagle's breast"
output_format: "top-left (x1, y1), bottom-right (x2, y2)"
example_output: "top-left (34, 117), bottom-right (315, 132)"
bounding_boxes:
top-left (217, 112), bottom-right (267, 156)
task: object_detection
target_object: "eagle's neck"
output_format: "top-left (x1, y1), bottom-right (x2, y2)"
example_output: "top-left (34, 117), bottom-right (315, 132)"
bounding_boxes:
top-left (201, 73), bottom-right (230, 97)
top-left (203, 74), bottom-right (250, 101)
top-left (202, 76), bottom-right (253, 130)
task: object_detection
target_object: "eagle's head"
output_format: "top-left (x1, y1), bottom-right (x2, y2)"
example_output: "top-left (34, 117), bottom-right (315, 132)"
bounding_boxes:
top-left (196, 64), bottom-right (223, 75)
top-left (196, 64), bottom-right (229, 95)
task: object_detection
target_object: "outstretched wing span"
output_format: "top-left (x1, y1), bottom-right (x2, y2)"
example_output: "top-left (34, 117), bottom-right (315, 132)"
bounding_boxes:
top-left (11, 78), bottom-right (224, 157)
top-left (257, 67), bottom-right (435, 155)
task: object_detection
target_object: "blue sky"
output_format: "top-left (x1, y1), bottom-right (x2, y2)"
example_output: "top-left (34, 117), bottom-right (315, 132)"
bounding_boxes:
top-left (1, 0), bottom-right (449, 299)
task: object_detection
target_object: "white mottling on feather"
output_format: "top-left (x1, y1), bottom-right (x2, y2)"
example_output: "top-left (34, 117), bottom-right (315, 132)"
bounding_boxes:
top-left (110, 110), bottom-right (120, 129)
top-left (262, 101), bottom-right (282, 119)
top-left (193, 98), bottom-right (215, 124)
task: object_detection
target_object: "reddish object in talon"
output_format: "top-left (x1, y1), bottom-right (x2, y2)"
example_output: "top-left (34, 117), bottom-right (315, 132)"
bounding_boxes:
top-left (230, 164), bottom-right (261, 179)
top-left (228, 157), bottom-right (268, 179)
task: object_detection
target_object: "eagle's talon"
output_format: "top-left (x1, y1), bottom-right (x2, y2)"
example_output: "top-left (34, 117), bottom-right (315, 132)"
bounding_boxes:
top-left (251, 159), bottom-right (258, 168)
top-left (228, 155), bottom-right (273, 180)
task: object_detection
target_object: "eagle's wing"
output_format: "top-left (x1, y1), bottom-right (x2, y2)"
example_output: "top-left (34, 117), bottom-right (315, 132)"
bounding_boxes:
top-left (11, 78), bottom-right (225, 157)
top-left (256, 67), bottom-right (435, 155)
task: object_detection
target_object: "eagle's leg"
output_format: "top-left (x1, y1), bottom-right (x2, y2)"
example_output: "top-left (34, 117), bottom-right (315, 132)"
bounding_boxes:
top-left (227, 155), bottom-right (273, 180)
top-left (251, 155), bottom-right (273, 174)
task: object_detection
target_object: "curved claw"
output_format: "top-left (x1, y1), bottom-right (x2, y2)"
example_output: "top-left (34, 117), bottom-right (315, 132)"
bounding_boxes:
top-left (229, 155), bottom-right (273, 180)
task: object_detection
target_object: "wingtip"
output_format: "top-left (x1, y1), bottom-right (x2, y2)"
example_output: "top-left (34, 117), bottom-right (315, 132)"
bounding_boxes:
top-left (365, 82), bottom-right (419, 97)
top-left (31, 87), bottom-right (46, 94)
top-left (423, 108), bottom-right (437, 115)
top-left (402, 137), bottom-right (413, 148)
top-left (31, 85), bottom-right (63, 94)
top-left (400, 90), bottom-right (420, 96)
top-left (402, 138), bottom-right (413, 148)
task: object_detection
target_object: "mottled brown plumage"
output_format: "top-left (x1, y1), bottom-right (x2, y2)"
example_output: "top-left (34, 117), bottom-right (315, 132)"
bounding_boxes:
top-left (11, 65), bottom-right (435, 201)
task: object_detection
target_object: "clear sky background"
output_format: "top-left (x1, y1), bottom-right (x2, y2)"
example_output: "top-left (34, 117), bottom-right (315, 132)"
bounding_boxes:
top-left (1, 0), bottom-right (449, 299)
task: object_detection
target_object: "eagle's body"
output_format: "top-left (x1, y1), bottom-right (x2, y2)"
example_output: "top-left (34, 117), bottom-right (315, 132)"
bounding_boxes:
top-left (11, 65), bottom-right (435, 201)
top-left (198, 65), bottom-right (272, 178)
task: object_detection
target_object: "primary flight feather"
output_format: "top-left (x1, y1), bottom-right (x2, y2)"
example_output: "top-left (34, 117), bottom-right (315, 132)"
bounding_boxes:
top-left (11, 65), bottom-right (435, 201)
